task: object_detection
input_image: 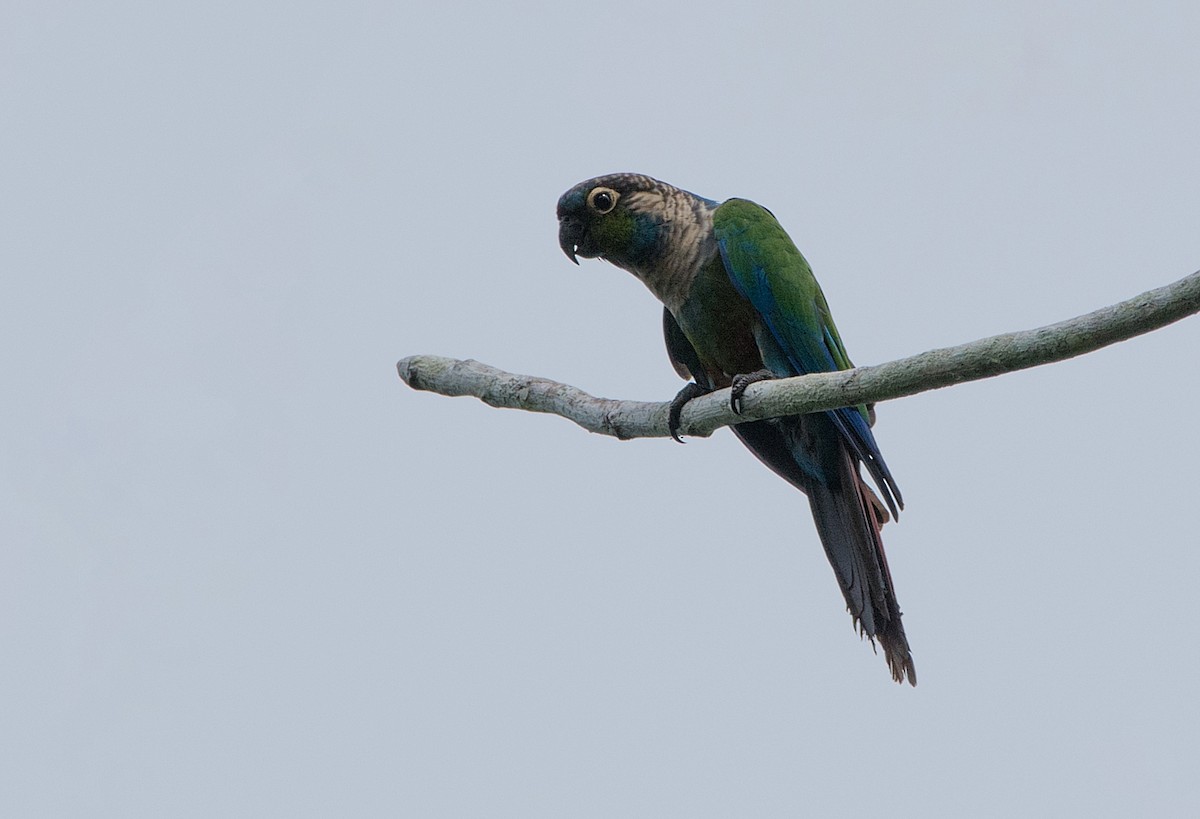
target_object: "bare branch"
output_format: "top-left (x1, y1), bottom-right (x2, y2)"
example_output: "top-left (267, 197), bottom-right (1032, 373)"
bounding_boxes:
top-left (398, 269), bottom-right (1200, 439)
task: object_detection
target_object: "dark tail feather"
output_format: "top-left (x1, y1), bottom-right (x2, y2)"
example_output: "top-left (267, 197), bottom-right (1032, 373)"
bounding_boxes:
top-left (726, 410), bottom-right (915, 684)
top-left (795, 416), bottom-right (916, 685)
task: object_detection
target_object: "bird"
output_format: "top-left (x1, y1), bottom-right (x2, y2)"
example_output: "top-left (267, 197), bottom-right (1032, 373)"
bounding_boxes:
top-left (556, 173), bottom-right (916, 685)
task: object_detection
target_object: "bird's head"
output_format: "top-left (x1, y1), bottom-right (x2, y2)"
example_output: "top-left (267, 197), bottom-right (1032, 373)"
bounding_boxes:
top-left (556, 173), bottom-right (670, 271)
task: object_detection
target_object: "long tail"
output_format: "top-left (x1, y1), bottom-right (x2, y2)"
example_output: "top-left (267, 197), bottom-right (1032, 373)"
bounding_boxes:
top-left (796, 413), bottom-right (915, 685)
top-left (733, 414), bottom-right (916, 685)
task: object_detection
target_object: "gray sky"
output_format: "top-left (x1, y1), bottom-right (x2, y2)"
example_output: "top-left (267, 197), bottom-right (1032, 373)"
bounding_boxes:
top-left (3, 2), bottom-right (1199, 816)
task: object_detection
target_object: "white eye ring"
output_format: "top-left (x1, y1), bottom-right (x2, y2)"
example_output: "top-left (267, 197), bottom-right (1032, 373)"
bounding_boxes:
top-left (587, 187), bottom-right (619, 214)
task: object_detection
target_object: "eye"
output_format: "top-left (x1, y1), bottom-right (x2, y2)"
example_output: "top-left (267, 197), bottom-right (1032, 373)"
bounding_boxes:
top-left (587, 187), bottom-right (618, 214)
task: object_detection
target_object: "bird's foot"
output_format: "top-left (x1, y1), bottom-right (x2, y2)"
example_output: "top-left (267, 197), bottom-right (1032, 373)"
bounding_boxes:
top-left (730, 369), bottom-right (775, 414)
top-left (668, 382), bottom-right (711, 443)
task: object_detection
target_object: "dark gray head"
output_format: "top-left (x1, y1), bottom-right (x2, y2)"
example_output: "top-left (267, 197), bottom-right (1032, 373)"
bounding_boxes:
top-left (556, 173), bottom-right (682, 269)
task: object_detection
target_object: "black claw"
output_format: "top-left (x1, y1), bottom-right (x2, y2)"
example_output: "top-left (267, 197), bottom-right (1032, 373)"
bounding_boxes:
top-left (670, 422), bottom-right (686, 444)
top-left (668, 382), bottom-right (709, 443)
top-left (730, 369), bottom-right (776, 414)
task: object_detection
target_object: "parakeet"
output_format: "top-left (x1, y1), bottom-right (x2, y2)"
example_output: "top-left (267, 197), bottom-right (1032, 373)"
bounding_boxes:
top-left (557, 173), bottom-right (916, 685)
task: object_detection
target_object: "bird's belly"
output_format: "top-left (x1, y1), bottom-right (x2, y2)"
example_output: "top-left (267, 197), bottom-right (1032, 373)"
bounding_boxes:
top-left (673, 301), bottom-right (764, 387)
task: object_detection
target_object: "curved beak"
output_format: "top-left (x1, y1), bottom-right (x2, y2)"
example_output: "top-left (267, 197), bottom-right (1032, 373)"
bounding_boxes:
top-left (557, 218), bottom-right (582, 265)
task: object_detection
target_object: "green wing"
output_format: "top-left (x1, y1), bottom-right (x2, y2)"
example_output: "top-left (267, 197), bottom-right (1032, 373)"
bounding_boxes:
top-left (712, 198), bottom-right (902, 515)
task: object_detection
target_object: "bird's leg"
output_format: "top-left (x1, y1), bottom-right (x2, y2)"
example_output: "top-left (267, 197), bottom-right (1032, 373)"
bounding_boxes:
top-left (730, 369), bottom-right (776, 414)
top-left (667, 382), bottom-right (711, 443)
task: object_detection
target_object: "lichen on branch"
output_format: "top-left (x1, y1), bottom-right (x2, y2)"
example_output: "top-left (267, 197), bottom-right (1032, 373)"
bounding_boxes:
top-left (398, 269), bottom-right (1200, 439)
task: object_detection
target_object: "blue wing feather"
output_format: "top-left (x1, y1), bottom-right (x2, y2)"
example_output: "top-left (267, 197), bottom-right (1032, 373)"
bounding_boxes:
top-left (714, 203), bottom-right (903, 516)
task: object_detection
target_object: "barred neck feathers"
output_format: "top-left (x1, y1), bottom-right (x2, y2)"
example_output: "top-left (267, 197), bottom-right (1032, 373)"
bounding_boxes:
top-left (620, 183), bottom-right (718, 311)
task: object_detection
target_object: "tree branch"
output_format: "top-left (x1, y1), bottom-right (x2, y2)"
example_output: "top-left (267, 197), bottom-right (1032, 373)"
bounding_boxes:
top-left (397, 269), bottom-right (1200, 440)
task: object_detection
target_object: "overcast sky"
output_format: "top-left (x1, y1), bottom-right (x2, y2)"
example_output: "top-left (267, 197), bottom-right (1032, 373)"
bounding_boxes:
top-left (3, 2), bottom-right (1199, 816)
